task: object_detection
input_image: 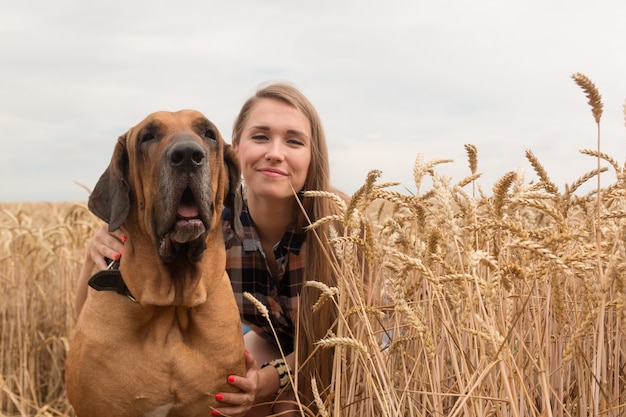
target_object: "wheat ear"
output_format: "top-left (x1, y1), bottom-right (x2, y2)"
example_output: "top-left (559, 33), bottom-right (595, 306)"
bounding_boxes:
top-left (525, 150), bottom-right (558, 194)
top-left (311, 377), bottom-right (330, 417)
top-left (492, 171), bottom-right (517, 217)
top-left (572, 73), bottom-right (606, 294)
top-left (572, 72), bottom-right (603, 124)
top-left (315, 337), bottom-right (368, 355)
top-left (464, 144), bottom-right (478, 174)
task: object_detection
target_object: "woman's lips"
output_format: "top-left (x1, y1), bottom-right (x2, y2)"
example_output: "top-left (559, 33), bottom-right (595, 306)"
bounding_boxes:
top-left (258, 167), bottom-right (287, 177)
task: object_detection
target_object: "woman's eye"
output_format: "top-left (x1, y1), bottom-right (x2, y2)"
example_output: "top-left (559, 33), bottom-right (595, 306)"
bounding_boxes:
top-left (288, 138), bottom-right (305, 146)
top-left (252, 134), bottom-right (268, 141)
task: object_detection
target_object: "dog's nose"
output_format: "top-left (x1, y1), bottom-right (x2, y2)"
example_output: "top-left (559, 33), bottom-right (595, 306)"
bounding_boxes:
top-left (168, 141), bottom-right (206, 171)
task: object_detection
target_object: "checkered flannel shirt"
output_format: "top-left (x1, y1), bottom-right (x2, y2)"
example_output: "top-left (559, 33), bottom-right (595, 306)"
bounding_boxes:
top-left (222, 203), bottom-right (305, 353)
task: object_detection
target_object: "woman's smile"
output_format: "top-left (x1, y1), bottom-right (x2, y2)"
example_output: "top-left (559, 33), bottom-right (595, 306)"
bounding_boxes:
top-left (257, 167), bottom-right (288, 177)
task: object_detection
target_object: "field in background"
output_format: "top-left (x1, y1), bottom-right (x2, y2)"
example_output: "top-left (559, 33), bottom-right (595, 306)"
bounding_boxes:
top-left (2, 74), bottom-right (626, 416)
top-left (0, 202), bottom-right (98, 415)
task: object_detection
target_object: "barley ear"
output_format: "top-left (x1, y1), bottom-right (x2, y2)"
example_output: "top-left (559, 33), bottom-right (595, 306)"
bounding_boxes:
top-left (572, 72), bottom-right (603, 124)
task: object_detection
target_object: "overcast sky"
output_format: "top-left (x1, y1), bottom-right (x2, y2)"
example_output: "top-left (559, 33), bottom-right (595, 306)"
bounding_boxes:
top-left (2, 0), bottom-right (626, 202)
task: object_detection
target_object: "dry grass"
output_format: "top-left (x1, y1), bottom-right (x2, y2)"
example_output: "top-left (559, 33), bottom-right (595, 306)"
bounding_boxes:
top-left (2, 74), bottom-right (626, 416)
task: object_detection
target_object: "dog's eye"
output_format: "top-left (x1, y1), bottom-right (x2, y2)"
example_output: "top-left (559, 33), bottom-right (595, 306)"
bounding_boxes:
top-left (202, 129), bottom-right (217, 141)
top-left (141, 133), bottom-right (156, 143)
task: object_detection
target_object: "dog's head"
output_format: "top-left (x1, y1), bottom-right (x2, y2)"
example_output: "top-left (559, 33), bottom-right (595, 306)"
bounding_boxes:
top-left (89, 110), bottom-right (241, 263)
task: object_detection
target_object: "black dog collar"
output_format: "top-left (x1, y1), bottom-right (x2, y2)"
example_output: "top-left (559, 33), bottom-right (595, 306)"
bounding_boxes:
top-left (88, 267), bottom-right (136, 302)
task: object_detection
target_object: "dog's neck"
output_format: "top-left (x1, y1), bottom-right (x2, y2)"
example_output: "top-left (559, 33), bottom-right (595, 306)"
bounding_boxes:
top-left (118, 228), bottom-right (226, 307)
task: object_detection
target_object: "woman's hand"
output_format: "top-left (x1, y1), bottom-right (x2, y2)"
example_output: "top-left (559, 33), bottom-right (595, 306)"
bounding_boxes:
top-left (87, 223), bottom-right (126, 270)
top-left (75, 223), bottom-right (126, 316)
top-left (212, 349), bottom-right (259, 417)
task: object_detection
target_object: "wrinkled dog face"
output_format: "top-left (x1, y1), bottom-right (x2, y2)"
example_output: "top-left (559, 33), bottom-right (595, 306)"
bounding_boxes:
top-left (138, 112), bottom-right (221, 260)
top-left (89, 110), bottom-right (237, 263)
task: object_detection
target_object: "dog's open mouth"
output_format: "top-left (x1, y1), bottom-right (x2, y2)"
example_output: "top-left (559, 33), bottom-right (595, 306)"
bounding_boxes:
top-left (158, 186), bottom-right (210, 262)
top-left (171, 188), bottom-right (206, 243)
top-left (177, 188), bottom-right (201, 221)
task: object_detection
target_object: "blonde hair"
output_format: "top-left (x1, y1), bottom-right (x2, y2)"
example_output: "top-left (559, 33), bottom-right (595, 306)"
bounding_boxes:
top-left (232, 82), bottom-right (342, 406)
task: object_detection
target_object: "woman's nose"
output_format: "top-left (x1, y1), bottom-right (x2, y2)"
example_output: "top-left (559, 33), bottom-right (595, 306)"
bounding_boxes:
top-left (265, 140), bottom-right (285, 161)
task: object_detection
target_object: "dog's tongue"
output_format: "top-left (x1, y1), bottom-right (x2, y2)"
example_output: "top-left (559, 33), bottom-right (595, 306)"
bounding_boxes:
top-left (177, 201), bottom-right (199, 219)
top-left (172, 201), bottom-right (205, 245)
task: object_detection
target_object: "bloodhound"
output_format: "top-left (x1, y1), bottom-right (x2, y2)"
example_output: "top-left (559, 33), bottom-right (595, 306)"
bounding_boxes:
top-left (65, 110), bottom-right (245, 417)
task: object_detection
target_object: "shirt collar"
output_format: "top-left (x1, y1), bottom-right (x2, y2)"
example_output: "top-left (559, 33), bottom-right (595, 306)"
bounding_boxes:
top-left (240, 203), bottom-right (304, 255)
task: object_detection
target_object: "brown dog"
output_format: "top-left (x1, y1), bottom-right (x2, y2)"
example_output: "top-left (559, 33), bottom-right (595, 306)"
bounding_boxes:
top-left (66, 110), bottom-right (246, 417)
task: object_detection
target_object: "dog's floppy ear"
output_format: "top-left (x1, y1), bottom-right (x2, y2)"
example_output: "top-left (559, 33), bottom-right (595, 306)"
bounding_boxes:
top-left (223, 144), bottom-right (243, 238)
top-left (88, 133), bottom-right (130, 232)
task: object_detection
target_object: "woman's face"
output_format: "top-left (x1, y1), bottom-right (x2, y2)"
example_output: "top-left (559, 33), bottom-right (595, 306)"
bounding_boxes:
top-left (234, 98), bottom-right (312, 203)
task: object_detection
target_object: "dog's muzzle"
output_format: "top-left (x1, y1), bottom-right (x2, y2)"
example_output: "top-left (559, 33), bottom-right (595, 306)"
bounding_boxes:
top-left (157, 137), bottom-right (213, 261)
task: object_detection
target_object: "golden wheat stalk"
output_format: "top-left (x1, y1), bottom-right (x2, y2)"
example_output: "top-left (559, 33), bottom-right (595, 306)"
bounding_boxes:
top-left (579, 149), bottom-right (620, 173)
top-left (315, 337), bottom-right (368, 355)
top-left (345, 170), bottom-right (381, 221)
top-left (305, 214), bottom-right (343, 231)
top-left (456, 173), bottom-right (482, 188)
top-left (464, 144), bottom-right (478, 175)
top-left (242, 291), bottom-right (304, 413)
top-left (311, 377), bottom-right (330, 417)
top-left (492, 171), bottom-right (517, 217)
top-left (413, 154), bottom-right (454, 194)
top-left (305, 281), bottom-right (339, 312)
top-left (572, 72), bottom-right (603, 124)
top-left (303, 190), bottom-right (348, 211)
top-left (243, 291), bottom-right (270, 320)
top-left (565, 167), bottom-right (608, 197)
top-left (524, 150), bottom-right (558, 194)
top-left (507, 239), bottom-right (572, 275)
top-left (343, 305), bottom-right (385, 320)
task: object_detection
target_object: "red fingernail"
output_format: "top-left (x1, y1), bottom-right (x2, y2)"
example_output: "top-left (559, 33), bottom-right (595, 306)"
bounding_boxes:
top-left (113, 252), bottom-right (120, 260)
top-left (121, 235), bottom-right (127, 243)
top-left (215, 393), bottom-right (223, 401)
top-left (119, 249), bottom-right (124, 256)
top-left (228, 375), bottom-right (235, 383)
top-left (245, 349), bottom-right (250, 355)
top-left (212, 410), bottom-right (220, 416)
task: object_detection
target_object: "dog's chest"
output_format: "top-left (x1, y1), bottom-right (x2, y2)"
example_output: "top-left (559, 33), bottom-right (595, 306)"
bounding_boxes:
top-left (70, 302), bottom-right (242, 416)
top-left (68, 281), bottom-right (246, 417)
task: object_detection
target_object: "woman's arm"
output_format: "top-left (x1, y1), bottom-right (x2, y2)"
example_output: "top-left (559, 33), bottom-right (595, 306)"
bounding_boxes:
top-left (74, 224), bottom-right (125, 317)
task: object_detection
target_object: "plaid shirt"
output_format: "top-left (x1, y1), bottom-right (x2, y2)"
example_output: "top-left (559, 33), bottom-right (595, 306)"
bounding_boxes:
top-left (222, 203), bottom-right (305, 353)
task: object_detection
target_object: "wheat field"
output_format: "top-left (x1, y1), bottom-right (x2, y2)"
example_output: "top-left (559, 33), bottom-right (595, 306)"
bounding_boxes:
top-left (2, 74), bottom-right (626, 416)
top-left (0, 202), bottom-right (98, 415)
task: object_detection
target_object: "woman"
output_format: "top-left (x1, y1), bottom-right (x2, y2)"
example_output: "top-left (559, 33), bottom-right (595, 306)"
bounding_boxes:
top-left (75, 82), bottom-right (343, 416)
